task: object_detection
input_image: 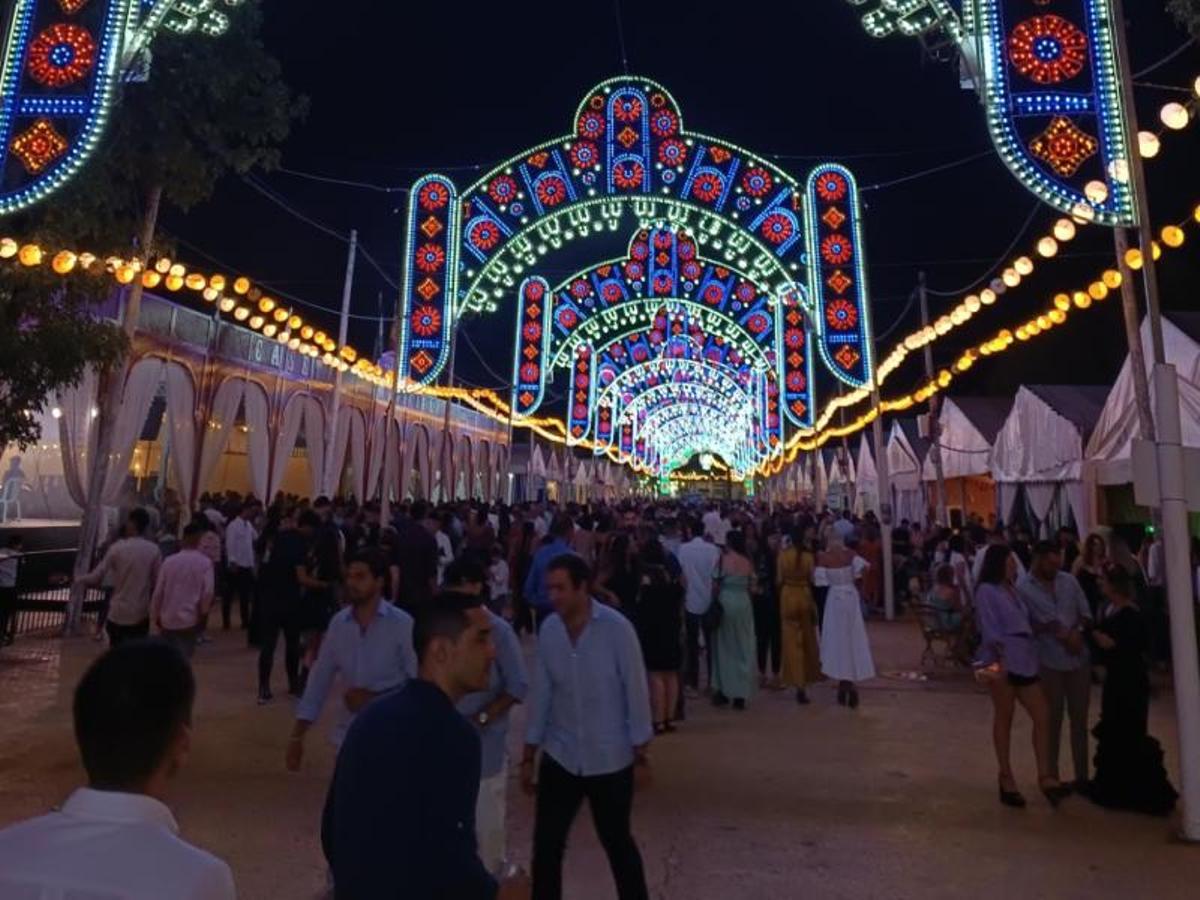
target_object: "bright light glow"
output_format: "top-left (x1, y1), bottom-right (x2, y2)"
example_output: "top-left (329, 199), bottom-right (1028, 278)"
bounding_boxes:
top-left (1161, 102), bottom-right (1190, 130)
top-left (1037, 236), bottom-right (1059, 257)
top-left (1053, 218), bottom-right (1077, 242)
top-left (1014, 256), bottom-right (1034, 276)
top-left (1138, 131), bottom-right (1161, 158)
top-left (1084, 180), bottom-right (1108, 204)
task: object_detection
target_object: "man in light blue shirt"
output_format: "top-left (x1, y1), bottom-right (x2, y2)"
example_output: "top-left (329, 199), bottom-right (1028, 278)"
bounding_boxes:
top-left (449, 559), bottom-right (529, 875)
top-left (522, 553), bottom-right (652, 900)
top-left (1017, 540), bottom-right (1093, 787)
top-left (522, 514), bottom-right (574, 628)
top-left (287, 550), bottom-right (417, 770)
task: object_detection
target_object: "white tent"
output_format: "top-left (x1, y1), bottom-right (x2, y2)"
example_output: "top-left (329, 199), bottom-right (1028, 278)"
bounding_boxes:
top-left (1085, 314), bottom-right (1200, 486)
top-left (823, 444), bottom-right (857, 511)
top-left (854, 434), bottom-right (878, 514)
top-left (887, 418), bottom-right (928, 525)
top-left (991, 384), bottom-right (1108, 533)
top-left (922, 396), bottom-right (1012, 524)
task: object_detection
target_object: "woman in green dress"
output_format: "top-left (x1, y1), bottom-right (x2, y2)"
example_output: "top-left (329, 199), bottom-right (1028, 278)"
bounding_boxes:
top-left (712, 529), bottom-right (758, 710)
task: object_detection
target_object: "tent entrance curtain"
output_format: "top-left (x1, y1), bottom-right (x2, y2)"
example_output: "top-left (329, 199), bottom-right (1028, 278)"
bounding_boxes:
top-left (197, 378), bottom-right (270, 502)
top-left (998, 482), bottom-right (1020, 526)
top-left (1024, 483), bottom-right (1057, 537)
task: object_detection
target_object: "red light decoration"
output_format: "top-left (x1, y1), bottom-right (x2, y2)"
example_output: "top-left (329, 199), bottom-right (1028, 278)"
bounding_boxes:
top-left (1008, 15), bottom-right (1088, 86)
top-left (26, 23), bottom-right (96, 88)
top-left (10, 119), bottom-right (68, 174)
top-left (1029, 116), bottom-right (1099, 177)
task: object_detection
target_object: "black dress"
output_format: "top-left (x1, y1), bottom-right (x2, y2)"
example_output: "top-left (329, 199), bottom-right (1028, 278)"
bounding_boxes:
top-left (1088, 605), bottom-right (1178, 816)
top-left (1076, 566), bottom-right (1104, 621)
top-left (635, 565), bottom-right (684, 672)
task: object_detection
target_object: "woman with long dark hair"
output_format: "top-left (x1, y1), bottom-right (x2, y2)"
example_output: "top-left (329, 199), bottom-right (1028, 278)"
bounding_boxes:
top-left (1086, 565), bottom-right (1178, 815)
top-left (711, 529), bottom-right (757, 710)
top-left (1071, 533), bottom-right (1108, 620)
top-left (974, 543), bottom-right (1069, 808)
top-left (634, 538), bottom-right (685, 733)
top-left (776, 523), bottom-right (821, 704)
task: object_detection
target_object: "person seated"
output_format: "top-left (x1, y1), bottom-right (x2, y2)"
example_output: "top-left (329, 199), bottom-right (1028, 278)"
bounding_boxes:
top-left (928, 564), bottom-right (965, 631)
top-left (0, 640), bottom-right (235, 898)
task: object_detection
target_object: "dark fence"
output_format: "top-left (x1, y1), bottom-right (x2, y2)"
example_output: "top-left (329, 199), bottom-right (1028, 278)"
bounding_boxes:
top-left (1, 549), bottom-right (104, 641)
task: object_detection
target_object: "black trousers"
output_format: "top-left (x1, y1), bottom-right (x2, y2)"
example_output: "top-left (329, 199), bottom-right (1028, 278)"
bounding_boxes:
top-left (752, 590), bottom-right (781, 676)
top-left (684, 611), bottom-right (713, 689)
top-left (224, 565), bottom-right (256, 633)
top-left (257, 606), bottom-right (300, 692)
top-left (0, 586), bottom-right (16, 644)
top-left (532, 757), bottom-right (648, 900)
top-left (105, 619), bottom-right (149, 647)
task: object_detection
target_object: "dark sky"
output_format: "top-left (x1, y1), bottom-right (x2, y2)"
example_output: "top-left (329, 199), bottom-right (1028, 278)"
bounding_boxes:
top-left (164, 1), bottom-right (1200, 411)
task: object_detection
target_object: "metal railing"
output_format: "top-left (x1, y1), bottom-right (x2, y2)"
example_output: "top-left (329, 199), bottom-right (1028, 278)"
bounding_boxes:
top-left (2, 549), bottom-right (104, 642)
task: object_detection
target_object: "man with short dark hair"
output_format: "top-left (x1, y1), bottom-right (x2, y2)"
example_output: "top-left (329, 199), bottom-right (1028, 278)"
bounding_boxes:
top-left (287, 549), bottom-right (417, 769)
top-left (322, 593), bottom-right (530, 899)
top-left (394, 499), bottom-right (439, 611)
top-left (223, 500), bottom-right (258, 635)
top-left (1018, 539), bottom-right (1093, 789)
top-left (523, 554), bottom-right (652, 900)
top-left (0, 640), bottom-right (235, 897)
top-left (79, 508), bottom-right (162, 647)
top-left (675, 516), bottom-right (720, 692)
top-left (151, 522), bottom-right (215, 660)
top-left (522, 514), bottom-right (575, 629)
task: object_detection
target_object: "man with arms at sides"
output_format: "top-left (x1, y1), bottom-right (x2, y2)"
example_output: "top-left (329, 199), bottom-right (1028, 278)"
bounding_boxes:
top-left (286, 549), bottom-right (417, 771)
top-left (223, 500), bottom-right (259, 638)
top-left (151, 522), bottom-right (215, 661)
top-left (446, 558), bottom-right (530, 875)
top-left (393, 500), bottom-right (440, 613)
top-left (78, 507), bottom-right (162, 646)
top-left (322, 592), bottom-right (531, 899)
top-left (523, 554), bottom-right (654, 900)
top-left (523, 514), bottom-right (575, 631)
top-left (675, 516), bottom-right (720, 694)
top-left (0, 641), bottom-right (235, 898)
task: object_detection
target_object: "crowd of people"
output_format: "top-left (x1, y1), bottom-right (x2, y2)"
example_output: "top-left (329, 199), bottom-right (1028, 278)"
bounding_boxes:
top-left (0, 490), bottom-right (1185, 898)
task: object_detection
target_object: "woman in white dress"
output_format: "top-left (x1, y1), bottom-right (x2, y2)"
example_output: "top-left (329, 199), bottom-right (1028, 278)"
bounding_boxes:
top-left (815, 534), bottom-right (876, 707)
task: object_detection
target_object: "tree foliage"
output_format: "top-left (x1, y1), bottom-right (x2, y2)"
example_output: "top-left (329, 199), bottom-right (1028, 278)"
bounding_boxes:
top-left (0, 1), bottom-right (303, 448)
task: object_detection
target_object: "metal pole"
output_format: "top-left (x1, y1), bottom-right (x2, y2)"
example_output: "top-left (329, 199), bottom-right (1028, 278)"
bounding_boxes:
top-left (324, 229), bottom-right (356, 498)
top-left (380, 313), bottom-right (402, 525)
top-left (1112, 0), bottom-right (1200, 840)
top-left (919, 273), bottom-right (949, 527)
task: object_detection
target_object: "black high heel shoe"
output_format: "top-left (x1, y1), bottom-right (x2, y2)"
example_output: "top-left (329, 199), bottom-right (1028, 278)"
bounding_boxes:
top-left (1039, 779), bottom-right (1071, 808)
top-left (998, 781), bottom-right (1027, 808)
top-left (836, 685), bottom-right (849, 706)
top-left (848, 688), bottom-right (860, 709)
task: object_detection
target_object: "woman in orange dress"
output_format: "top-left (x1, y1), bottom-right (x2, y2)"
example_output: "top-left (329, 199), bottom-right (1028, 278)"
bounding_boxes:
top-left (776, 523), bottom-right (822, 704)
top-left (858, 524), bottom-right (883, 611)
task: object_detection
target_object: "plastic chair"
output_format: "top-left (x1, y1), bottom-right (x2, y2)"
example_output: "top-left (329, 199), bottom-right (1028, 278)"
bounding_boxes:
top-left (0, 479), bottom-right (21, 523)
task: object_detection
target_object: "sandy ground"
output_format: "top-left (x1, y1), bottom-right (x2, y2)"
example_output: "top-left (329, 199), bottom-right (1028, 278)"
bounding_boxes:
top-left (0, 620), bottom-right (1196, 900)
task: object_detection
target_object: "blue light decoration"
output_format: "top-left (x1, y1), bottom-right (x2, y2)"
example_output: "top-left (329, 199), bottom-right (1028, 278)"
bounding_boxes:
top-left (510, 276), bottom-right (551, 418)
top-left (0, 0), bottom-right (241, 215)
top-left (804, 164), bottom-right (874, 389)
top-left (844, 0), bottom-right (1137, 227)
top-left (397, 175), bottom-right (460, 386)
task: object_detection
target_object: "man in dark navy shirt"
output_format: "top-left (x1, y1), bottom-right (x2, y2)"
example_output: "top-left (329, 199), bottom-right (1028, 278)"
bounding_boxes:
top-left (321, 592), bottom-right (530, 899)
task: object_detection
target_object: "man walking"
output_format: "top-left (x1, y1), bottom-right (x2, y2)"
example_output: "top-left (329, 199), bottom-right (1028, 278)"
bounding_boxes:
top-left (522, 554), bottom-right (653, 900)
top-left (151, 522), bottom-right (215, 660)
top-left (675, 516), bottom-right (720, 692)
top-left (322, 592), bottom-right (529, 899)
top-left (79, 508), bottom-right (162, 646)
top-left (1018, 540), bottom-right (1093, 789)
top-left (523, 514), bottom-right (574, 630)
top-left (287, 549), bottom-right (417, 768)
top-left (223, 500), bottom-right (258, 636)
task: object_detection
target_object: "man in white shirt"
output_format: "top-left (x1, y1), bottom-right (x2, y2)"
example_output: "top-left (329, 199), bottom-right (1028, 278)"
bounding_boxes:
top-left (223, 501), bottom-right (259, 637)
top-left (676, 516), bottom-right (721, 693)
top-left (79, 508), bottom-right (162, 647)
top-left (701, 504), bottom-right (730, 547)
top-left (0, 640), bottom-right (235, 899)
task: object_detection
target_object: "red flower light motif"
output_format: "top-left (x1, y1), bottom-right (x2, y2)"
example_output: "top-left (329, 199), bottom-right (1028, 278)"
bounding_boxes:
top-left (418, 181), bottom-right (450, 211)
top-left (681, 261), bottom-right (702, 281)
top-left (569, 279), bottom-right (591, 298)
top-left (612, 94), bottom-right (643, 122)
top-left (411, 305), bottom-right (442, 337)
top-left (601, 281), bottom-right (624, 303)
top-left (1008, 15), bottom-right (1088, 85)
top-left (524, 280), bottom-right (545, 301)
top-left (691, 172), bottom-right (724, 203)
top-left (735, 282), bottom-right (756, 304)
top-left (415, 243), bottom-right (445, 273)
top-left (760, 212), bottom-right (795, 245)
top-left (702, 283), bottom-right (724, 306)
top-left (623, 261), bottom-right (644, 282)
top-left (652, 273), bottom-right (674, 295)
top-left (821, 233), bottom-right (853, 265)
top-left (742, 167), bottom-right (774, 198)
top-left (570, 140), bottom-right (599, 169)
top-left (469, 219), bottom-right (501, 251)
top-left (487, 175), bottom-right (517, 205)
top-left (522, 321), bottom-right (542, 342)
top-left (557, 307), bottom-right (579, 329)
top-left (825, 299), bottom-right (859, 332)
top-left (786, 371), bottom-right (807, 392)
top-left (612, 160), bottom-right (645, 190)
top-left (535, 174), bottom-right (568, 208)
top-left (650, 109), bottom-right (678, 137)
top-left (577, 111), bottom-right (605, 139)
top-left (658, 139), bottom-right (687, 167)
top-left (745, 313), bottom-right (769, 335)
top-left (27, 24), bottom-right (96, 88)
top-left (815, 171), bottom-right (848, 202)
top-left (519, 362), bottom-right (540, 383)
top-left (784, 328), bottom-right (805, 349)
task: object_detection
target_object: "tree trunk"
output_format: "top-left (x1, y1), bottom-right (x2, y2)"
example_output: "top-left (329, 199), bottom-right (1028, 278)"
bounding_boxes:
top-left (1114, 228), bottom-right (1156, 442)
top-left (66, 184), bottom-right (163, 635)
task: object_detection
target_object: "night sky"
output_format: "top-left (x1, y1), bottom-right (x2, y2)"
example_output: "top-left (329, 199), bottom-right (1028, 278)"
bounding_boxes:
top-left (163, 1), bottom-right (1200, 411)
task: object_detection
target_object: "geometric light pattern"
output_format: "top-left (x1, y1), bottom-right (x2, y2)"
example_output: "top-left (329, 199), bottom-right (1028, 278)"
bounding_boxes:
top-left (398, 174), bottom-right (459, 385)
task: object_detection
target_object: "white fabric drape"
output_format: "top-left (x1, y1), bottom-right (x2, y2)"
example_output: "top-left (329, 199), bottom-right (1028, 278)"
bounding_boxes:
top-left (269, 394), bottom-right (307, 499)
top-left (1024, 483), bottom-right (1057, 537)
top-left (242, 384), bottom-right (270, 501)
top-left (1065, 480), bottom-right (1093, 536)
top-left (161, 364), bottom-right (197, 511)
top-left (366, 417), bottom-right (385, 500)
top-left (100, 359), bottom-right (168, 504)
top-left (324, 408), bottom-right (350, 499)
top-left (56, 367), bottom-right (100, 508)
top-left (998, 482), bottom-right (1021, 526)
top-left (301, 397), bottom-right (325, 499)
top-left (197, 378), bottom-right (259, 502)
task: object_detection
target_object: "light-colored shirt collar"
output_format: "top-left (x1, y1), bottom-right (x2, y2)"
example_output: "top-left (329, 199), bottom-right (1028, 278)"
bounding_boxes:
top-left (60, 788), bottom-right (178, 834)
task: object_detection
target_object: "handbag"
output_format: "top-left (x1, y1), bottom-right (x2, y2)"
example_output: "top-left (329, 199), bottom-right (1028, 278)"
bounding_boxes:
top-left (702, 553), bottom-right (725, 631)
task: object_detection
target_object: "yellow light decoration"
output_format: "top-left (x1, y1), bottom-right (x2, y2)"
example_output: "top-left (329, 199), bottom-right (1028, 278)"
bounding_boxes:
top-left (341, 347), bottom-right (357, 362)
top-left (1152, 241), bottom-right (1162, 260)
top-left (168, 263), bottom-right (185, 278)
top-left (165, 274), bottom-right (184, 291)
top-left (314, 331), bottom-right (327, 345)
top-left (233, 306), bottom-right (250, 321)
top-left (18, 244), bottom-right (43, 266)
top-left (1074, 292), bottom-right (1092, 309)
top-left (1036, 314), bottom-right (1051, 330)
top-left (233, 277), bottom-right (251, 295)
top-left (1161, 102), bottom-right (1190, 130)
top-left (202, 287), bottom-right (219, 302)
top-left (1002, 268), bottom-right (1020, 288)
top-left (1088, 282), bottom-right (1108, 301)
top-left (219, 297), bottom-right (236, 313)
top-left (249, 315), bottom-right (264, 330)
top-left (999, 329), bottom-right (1013, 343)
top-left (1084, 180), bottom-right (1109, 204)
top-left (980, 288), bottom-right (997, 306)
top-left (51, 250), bottom-right (76, 274)
top-left (288, 338), bottom-right (301, 351)
top-left (276, 330), bottom-right (290, 344)
top-left (273, 308), bottom-right (288, 323)
top-left (300, 325), bottom-right (314, 340)
top-left (1125, 248), bottom-right (1143, 270)
top-left (142, 271), bottom-right (161, 288)
top-left (1049, 309), bottom-right (1067, 324)
top-left (964, 295), bottom-right (982, 313)
top-left (263, 323), bottom-right (277, 338)
top-left (154, 257), bottom-right (171, 274)
top-left (209, 274), bottom-right (226, 292)
top-left (1053, 218), bottom-right (1077, 242)
top-left (185, 273), bottom-right (206, 291)
top-left (1195, 75), bottom-right (1200, 98)
top-left (1138, 131), bottom-right (1161, 158)
top-left (258, 297), bottom-right (276, 313)
top-left (115, 265), bottom-right (136, 285)
top-left (1102, 269), bottom-right (1122, 289)
top-left (1027, 321), bottom-right (1042, 336)
top-left (1162, 225), bottom-right (1185, 248)
top-left (0, 238), bottom-right (17, 258)
top-left (1014, 256), bottom-right (1034, 276)
top-left (287, 314), bottom-right (302, 330)
top-left (1053, 293), bottom-right (1071, 312)
top-left (934, 317), bottom-right (952, 335)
